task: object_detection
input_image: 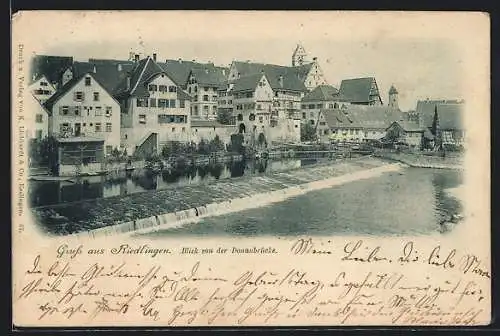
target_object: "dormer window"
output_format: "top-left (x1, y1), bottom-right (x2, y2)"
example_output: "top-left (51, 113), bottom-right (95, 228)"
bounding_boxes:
top-left (85, 77), bottom-right (91, 86)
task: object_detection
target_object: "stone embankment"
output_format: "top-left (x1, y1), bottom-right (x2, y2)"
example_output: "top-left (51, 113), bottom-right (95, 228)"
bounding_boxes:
top-left (31, 156), bottom-right (402, 238)
top-left (374, 152), bottom-right (463, 170)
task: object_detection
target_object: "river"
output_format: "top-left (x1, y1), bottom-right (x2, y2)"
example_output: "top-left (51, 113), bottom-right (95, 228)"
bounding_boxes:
top-left (141, 167), bottom-right (463, 237)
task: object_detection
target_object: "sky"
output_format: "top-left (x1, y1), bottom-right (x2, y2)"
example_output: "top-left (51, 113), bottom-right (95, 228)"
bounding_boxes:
top-left (21, 11), bottom-right (476, 111)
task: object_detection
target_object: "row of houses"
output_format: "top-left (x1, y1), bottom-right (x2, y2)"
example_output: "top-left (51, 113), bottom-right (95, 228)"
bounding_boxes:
top-left (27, 44), bottom-right (465, 162)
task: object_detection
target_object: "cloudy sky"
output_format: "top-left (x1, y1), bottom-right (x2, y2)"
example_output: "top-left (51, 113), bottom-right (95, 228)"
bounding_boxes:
top-left (19, 11), bottom-right (481, 111)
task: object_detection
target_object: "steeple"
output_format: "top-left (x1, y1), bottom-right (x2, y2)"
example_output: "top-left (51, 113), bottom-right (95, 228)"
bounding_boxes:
top-left (388, 85), bottom-right (399, 109)
top-left (292, 43), bottom-right (309, 67)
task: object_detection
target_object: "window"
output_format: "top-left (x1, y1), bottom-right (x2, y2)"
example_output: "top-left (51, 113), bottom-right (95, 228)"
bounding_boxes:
top-left (257, 104), bottom-right (262, 110)
top-left (139, 115), bottom-right (146, 124)
top-left (170, 99), bottom-right (176, 108)
top-left (182, 127), bottom-right (186, 132)
top-left (85, 77), bottom-right (91, 86)
top-left (246, 92), bottom-right (253, 98)
top-left (203, 105), bottom-right (209, 112)
top-left (213, 106), bottom-right (217, 114)
top-left (93, 92), bottom-right (100, 101)
top-left (259, 116), bottom-right (263, 123)
top-left (180, 100), bottom-right (185, 108)
top-left (193, 106), bottom-right (199, 115)
top-left (150, 98), bottom-right (157, 107)
top-left (168, 86), bottom-right (177, 92)
top-left (40, 81), bottom-right (48, 87)
top-left (35, 114), bottom-right (43, 123)
top-left (95, 123), bottom-right (102, 132)
top-left (105, 107), bottom-right (112, 117)
top-left (237, 114), bottom-right (243, 121)
top-left (194, 95), bottom-right (198, 101)
top-left (194, 86), bottom-right (198, 93)
top-left (74, 91), bottom-right (84, 101)
top-left (188, 87), bottom-right (192, 93)
top-left (95, 107), bottom-right (102, 116)
top-left (212, 95), bottom-right (218, 102)
top-left (310, 120), bottom-right (314, 125)
top-left (148, 84), bottom-right (157, 91)
top-left (334, 103), bottom-right (339, 109)
top-left (302, 112), bottom-right (306, 119)
top-left (204, 87), bottom-right (209, 92)
top-left (60, 106), bottom-right (69, 115)
top-left (249, 114), bottom-right (255, 121)
top-left (320, 121), bottom-right (326, 126)
top-left (59, 123), bottom-right (70, 134)
top-left (316, 104), bottom-right (323, 109)
top-left (74, 106), bottom-right (81, 116)
top-left (158, 99), bottom-right (168, 108)
top-left (158, 85), bottom-right (167, 92)
top-left (35, 130), bottom-right (43, 140)
top-left (105, 123), bottom-right (112, 132)
top-left (171, 127), bottom-right (175, 132)
top-left (106, 145), bottom-right (113, 154)
top-left (203, 95), bottom-right (209, 102)
top-left (301, 104), bottom-right (307, 109)
top-left (136, 98), bottom-right (149, 107)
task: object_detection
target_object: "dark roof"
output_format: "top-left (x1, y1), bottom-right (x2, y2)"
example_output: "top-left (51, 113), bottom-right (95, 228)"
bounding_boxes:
top-left (322, 105), bottom-right (406, 129)
top-left (44, 72), bottom-right (118, 112)
top-left (72, 61), bottom-right (134, 94)
top-left (232, 61), bottom-right (308, 92)
top-left (230, 74), bottom-right (265, 93)
top-left (114, 57), bottom-right (191, 100)
top-left (302, 85), bottom-right (339, 102)
top-left (339, 77), bottom-right (382, 104)
top-left (158, 59), bottom-right (229, 88)
top-left (416, 100), bottom-right (464, 130)
top-left (391, 120), bottom-right (423, 132)
top-left (389, 85), bottom-right (398, 95)
top-left (30, 55), bottom-right (74, 85)
top-left (191, 120), bottom-right (233, 128)
top-left (189, 67), bottom-right (227, 87)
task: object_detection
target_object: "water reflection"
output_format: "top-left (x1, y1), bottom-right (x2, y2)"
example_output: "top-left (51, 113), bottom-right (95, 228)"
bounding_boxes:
top-left (29, 159), bottom-right (313, 207)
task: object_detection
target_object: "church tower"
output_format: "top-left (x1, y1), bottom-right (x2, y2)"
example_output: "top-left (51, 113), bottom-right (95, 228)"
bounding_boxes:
top-left (292, 43), bottom-right (309, 66)
top-left (388, 85), bottom-right (399, 109)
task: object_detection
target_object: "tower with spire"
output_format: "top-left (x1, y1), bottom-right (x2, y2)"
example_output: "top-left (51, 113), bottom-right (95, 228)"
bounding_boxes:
top-left (388, 85), bottom-right (399, 109)
top-left (292, 43), bottom-right (309, 67)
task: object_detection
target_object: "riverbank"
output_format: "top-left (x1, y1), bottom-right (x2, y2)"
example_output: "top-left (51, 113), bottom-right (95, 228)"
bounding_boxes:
top-left (30, 156), bottom-right (401, 237)
top-left (374, 151), bottom-right (463, 170)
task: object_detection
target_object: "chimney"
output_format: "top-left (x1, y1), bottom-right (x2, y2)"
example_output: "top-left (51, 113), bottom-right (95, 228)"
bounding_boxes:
top-left (153, 53), bottom-right (157, 62)
top-left (178, 58), bottom-right (183, 64)
top-left (134, 54), bottom-right (140, 62)
top-left (278, 75), bottom-right (284, 87)
top-left (93, 65), bottom-right (97, 73)
top-left (117, 63), bottom-right (122, 72)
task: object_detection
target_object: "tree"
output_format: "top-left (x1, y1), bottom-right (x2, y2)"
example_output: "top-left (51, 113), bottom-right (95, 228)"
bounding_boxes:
top-left (209, 135), bottom-right (225, 152)
top-left (198, 139), bottom-right (210, 155)
top-left (229, 134), bottom-right (245, 154)
top-left (217, 109), bottom-right (234, 125)
top-left (300, 123), bottom-right (317, 142)
top-left (431, 106), bottom-right (442, 150)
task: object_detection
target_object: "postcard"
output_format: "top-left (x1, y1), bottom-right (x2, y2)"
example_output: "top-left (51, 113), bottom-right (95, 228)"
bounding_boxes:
top-left (11, 11), bottom-right (490, 327)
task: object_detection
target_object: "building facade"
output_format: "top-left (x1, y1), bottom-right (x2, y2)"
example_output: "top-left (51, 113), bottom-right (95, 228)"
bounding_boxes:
top-left (44, 72), bottom-right (121, 155)
top-left (115, 56), bottom-right (192, 156)
top-left (186, 68), bottom-right (225, 121)
top-left (29, 74), bottom-right (57, 104)
top-left (27, 93), bottom-right (49, 141)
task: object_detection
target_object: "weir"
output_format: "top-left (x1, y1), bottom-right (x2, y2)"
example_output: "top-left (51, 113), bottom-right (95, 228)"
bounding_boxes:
top-left (68, 157), bottom-right (404, 239)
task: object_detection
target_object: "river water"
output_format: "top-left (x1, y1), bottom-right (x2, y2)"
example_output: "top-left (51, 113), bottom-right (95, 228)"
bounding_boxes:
top-left (142, 167), bottom-right (463, 237)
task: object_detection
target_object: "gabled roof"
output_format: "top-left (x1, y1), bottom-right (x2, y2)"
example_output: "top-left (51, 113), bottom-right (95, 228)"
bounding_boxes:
top-left (232, 61), bottom-right (308, 92)
top-left (339, 77), bottom-right (381, 104)
top-left (189, 67), bottom-right (227, 87)
top-left (114, 57), bottom-right (191, 101)
top-left (390, 120), bottom-right (423, 132)
top-left (302, 85), bottom-right (339, 102)
top-left (72, 61), bottom-right (134, 94)
top-left (43, 72), bottom-right (117, 112)
top-left (30, 55), bottom-right (74, 85)
top-left (158, 59), bottom-right (229, 88)
top-left (416, 100), bottom-right (465, 130)
top-left (230, 73), bottom-right (265, 93)
top-left (322, 105), bottom-right (406, 129)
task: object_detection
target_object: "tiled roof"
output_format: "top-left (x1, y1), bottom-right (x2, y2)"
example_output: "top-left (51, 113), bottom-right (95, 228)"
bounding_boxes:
top-left (30, 55), bottom-right (74, 85)
top-left (416, 100), bottom-right (464, 130)
top-left (339, 77), bottom-right (381, 104)
top-left (232, 61), bottom-right (309, 92)
top-left (393, 120), bottom-right (423, 132)
top-left (302, 85), bottom-right (339, 102)
top-left (322, 105), bottom-right (405, 129)
top-left (230, 74), bottom-right (264, 93)
top-left (189, 67), bottom-right (227, 87)
top-left (158, 59), bottom-right (229, 88)
top-left (114, 57), bottom-right (191, 101)
top-left (43, 72), bottom-right (118, 113)
top-left (72, 61), bottom-right (134, 94)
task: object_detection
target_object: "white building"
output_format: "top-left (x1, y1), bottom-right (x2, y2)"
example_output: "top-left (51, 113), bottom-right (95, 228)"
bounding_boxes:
top-left (27, 93), bottom-right (49, 140)
top-left (44, 72), bottom-right (121, 154)
top-left (29, 74), bottom-right (57, 104)
top-left (114, 56), bottom-right (192, 157)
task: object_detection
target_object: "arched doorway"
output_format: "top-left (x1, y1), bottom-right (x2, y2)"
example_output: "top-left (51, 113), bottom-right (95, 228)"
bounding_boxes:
top-left (239, 123), bottom-right (246, 134)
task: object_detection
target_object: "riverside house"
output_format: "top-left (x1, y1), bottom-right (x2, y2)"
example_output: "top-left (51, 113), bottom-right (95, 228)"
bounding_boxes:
top-left (386, 120), bottom-right (425, 149)
top-left (186, 67), bottom-right (227, 121)
top-left (43, 71), bottom-right (121, 155)
top-left (114, 55), bottom-right (192, 157)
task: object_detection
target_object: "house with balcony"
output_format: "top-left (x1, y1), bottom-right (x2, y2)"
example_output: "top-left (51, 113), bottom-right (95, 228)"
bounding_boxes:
top-left (43, 72), bottom-right (121, 155)
top-left (113, 56), bottom-right (192, 157)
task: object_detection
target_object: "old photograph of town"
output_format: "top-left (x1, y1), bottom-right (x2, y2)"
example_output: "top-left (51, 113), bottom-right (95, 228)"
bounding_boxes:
top-left (24, 13), bottom-right (467, 239)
